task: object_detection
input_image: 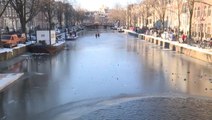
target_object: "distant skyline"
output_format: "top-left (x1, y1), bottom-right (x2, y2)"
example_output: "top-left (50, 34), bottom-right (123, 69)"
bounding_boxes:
top-left (73, 0), bottom-right (138, 11)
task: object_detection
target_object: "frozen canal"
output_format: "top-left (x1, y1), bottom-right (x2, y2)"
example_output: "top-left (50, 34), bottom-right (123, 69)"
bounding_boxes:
top-left (0, 30), bottom-right (212, 120)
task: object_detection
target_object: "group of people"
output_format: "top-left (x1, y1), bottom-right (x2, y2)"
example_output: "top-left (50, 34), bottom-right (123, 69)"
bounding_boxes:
top-left (95, 32), bottom-right (100, 38)
top-left (145, 28), bottom-right (187, 43)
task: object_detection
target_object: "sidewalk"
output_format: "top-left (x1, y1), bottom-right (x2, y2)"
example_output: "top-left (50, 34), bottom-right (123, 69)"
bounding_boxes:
top-left (0, 73), bottom-right (24, 91)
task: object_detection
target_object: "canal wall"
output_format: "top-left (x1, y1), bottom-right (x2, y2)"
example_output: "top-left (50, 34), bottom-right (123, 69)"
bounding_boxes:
top-left (0, 40), bottom-right (67, 62)
top-left (0, 45), bottom-right (27, 62)
top-left (139, 34), bottom-right (212, 63)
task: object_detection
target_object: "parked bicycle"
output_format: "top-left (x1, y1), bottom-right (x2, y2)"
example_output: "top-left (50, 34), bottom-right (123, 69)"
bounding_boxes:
top-left (198, 39), bottom-right (212, 49)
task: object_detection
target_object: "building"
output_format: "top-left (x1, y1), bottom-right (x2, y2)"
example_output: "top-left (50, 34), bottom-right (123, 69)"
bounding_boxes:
top-left (126, 0), bottom-right (212, 41)
top-left (192, 0), bottom-right (212, 41)
top-left (0, 0), bottom-right (20, 32)
top-left (83, 9), bottom-right (109, 26)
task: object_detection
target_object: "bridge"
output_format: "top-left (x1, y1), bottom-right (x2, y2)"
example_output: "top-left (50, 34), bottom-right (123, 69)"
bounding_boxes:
top-left (83, 23), bottom-right (113, 29)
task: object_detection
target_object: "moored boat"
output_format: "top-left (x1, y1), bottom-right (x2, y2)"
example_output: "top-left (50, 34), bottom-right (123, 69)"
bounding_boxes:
top-left (28, 42), bottom-right (65, 55)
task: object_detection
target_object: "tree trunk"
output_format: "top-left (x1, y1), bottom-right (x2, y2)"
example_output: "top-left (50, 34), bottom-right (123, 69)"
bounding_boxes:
top-left (178, 21), bottom-right (181, 41)
top-left (19, 16), bottom-right (26, 33)
top-left (188, 11), bottom-right (193, 39)
top-left (162, 16), bottom-right (165, 31)
top-left (177, 10), bottom-right (181, 41)
top-left (145, 19), bottom-right (148, 27)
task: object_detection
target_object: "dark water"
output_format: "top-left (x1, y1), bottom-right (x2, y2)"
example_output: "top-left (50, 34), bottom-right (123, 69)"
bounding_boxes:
top-left (0, 30), bottom-right (212, 120)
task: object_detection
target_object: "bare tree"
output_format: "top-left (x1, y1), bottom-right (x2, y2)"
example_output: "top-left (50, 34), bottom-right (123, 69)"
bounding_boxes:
top-left (108, 4), bottom-right (126, 26)
top-left (187, 0), bottom-right (195, 41)
top-left (175, 0), bottom-right (184, 39)
top-left (0, 0), bottom-right (11, 17)
top-left (10, 0), bottom-right (41, 33)
top-left (137, 3), bottom-right (145, 27)
top-left (75, 8), bottom-right (85, 25)
top-left (141, 0), bottom-right (153, 27)
top-left (55, 1), bottom-right (66, 27)
top-left (63, 3), bottom-right (74, 26)
top-left (41, 0), bottom-right (56, 30)
top-left (152, 0), bottom-right (168, 30)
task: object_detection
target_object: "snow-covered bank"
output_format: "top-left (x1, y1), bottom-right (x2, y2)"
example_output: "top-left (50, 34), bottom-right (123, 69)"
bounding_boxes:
top-left (53, 41), bottom-right (65, 47)
top-left (141, 34), bottom-right (212, 55)
top-left (0, 73), bottom-right (24, 91)
top-left (138, 33), bottom-right (212, 63)
top-left (0, 48), bottom-right (13, 54)
top-left (0, 41), bottom-right (35, 54)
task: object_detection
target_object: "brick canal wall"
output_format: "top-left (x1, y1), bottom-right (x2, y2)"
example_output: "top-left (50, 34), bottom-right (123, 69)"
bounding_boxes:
top-left (0, 46), bottom-right (27, 62)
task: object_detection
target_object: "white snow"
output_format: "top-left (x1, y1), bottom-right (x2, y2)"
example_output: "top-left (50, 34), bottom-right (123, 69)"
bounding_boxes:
top-left (0, 73), bottom-right (24, 91)
top-left (25, 41), bottom-right (36, 45)
top-left (0, 41), bottom-right (36, 54)
top-left (13, 44), bottom-right (26, 49)
top-left (140, 34), bottom-right (212, 55)
top-left (0, 48), bottom-right (13, 53)
top-left (53, 41), bottom-right (65, 46)
top-left (124, 29), bottom-right (138, 34)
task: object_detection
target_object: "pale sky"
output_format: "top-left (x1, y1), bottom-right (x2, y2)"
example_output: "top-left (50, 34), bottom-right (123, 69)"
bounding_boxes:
top-left (73, 0), bottom-right (138, 11)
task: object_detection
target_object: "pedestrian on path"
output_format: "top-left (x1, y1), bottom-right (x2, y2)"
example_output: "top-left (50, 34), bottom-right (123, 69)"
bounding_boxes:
top-left (95, 33), bottom-right (98, 38)
top-left (97, 32), bottom-right (100, 37)
top-left (182, 33), bottom-right (187, 43)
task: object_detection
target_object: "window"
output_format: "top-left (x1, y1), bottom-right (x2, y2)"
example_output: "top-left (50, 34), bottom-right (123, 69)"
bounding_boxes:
top-left (197, 7), bottom-right (200, 17)
top-left (208, 6), bottom-right (211, 16)
top-left (194, 8), bottom-right (196, 18)
top-left (202, 6), bottom-right (207, 16)
top-left (182, 4), bottom-right (187, 13)
top-left (207, 23), bottom-right (211, 38)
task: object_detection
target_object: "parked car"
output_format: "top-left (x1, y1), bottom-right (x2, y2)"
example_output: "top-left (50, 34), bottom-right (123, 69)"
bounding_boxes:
top-left (0, 34), bottom-right (19, 48)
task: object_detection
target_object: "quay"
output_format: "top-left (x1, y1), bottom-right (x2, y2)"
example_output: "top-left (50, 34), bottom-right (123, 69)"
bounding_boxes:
top-left (0, 41), bottom-right (65, 62)
top-left (125, 30), bottom-right (212, 63)
top-left (0, 44), bottom-right (27, 62)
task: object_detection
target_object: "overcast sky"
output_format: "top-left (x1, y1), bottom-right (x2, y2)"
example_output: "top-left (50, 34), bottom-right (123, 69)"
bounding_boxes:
top-left (73, 0), bottom-right (138, 11)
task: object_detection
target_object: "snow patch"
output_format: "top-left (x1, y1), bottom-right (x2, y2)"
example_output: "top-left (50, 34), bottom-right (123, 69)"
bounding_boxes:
top-left (25, 41), bottom-right (36, 45)
top-left (0, 73), bottom-right (24, 91)
top-left (53, 41), bottom-right (65, 47)
top-left (0, 48), bottom-right (13, 53)
top-left (0, 41), bottom-right (35, 54)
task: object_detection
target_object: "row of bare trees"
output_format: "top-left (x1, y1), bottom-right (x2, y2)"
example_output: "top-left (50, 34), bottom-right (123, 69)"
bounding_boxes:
top-left (0, 0), bottom-right (85, 33)
top-left (108, 4), bottom-right (126, 26)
